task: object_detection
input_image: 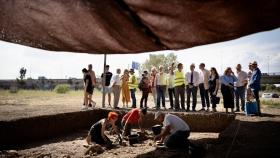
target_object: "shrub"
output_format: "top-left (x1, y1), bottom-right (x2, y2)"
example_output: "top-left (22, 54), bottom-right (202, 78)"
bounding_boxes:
top-left (54, 84), bottom-right (70, 94)
top-left (9, 86), bottom-right (18, 93)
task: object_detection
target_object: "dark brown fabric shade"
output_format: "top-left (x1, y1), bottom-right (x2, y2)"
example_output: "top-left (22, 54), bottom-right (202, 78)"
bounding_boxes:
top-left (0, 0), bottom-right (280, 54)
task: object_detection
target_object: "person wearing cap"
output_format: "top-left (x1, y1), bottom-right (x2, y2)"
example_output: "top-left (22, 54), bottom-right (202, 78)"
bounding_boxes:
top-left (247, 63), bottom-right (254, 82)
top-left (174, 63), bottom-right (185, 111)
top-left (139, 76), bottom-right (151, 108)
top-left (235, 64), bottom-right (248, 112)
top-left (248, 61), bottom-right (262, 116)
top-left (154, 111), bottom-right (190, 149)
top-left (86, 112), bottom-right (120, 147)
top-left (198, 63), bottom-right (211, 111)
top-left (101, 65), bottom-right (113, 107)
top-left (121, 108), bottom-right (147, 136)
top-left (185, 64), bottom-right (200, 111)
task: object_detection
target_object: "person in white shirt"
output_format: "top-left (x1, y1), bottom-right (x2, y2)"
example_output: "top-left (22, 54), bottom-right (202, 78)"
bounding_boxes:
top-left (150, 67), bottom-right (158, 107)
top-left (155, 65), bottom-right (168, 110)
top-left (235, 64), bottom-right (248, 112)
top-left (154, 111), bottom-right (190, 149)
top-left (185, 64), bottom-right (200, 111)
top-left (112, 69), bottom-right (121, 109)
top-left (199, 63), bottom-right (211, 111)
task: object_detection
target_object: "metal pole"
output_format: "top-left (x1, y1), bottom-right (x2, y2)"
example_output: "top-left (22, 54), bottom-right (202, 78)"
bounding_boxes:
top-left (102, 54), bottom-right (107, 108)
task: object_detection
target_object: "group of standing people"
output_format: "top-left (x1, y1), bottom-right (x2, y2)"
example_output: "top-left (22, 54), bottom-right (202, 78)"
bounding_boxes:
top-left (82, 61), bottom-right (262, 116)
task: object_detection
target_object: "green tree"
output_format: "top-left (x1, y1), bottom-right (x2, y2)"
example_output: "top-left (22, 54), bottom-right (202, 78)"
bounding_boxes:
top-left (17, 67), bottom-right (27, 87)
top-left (19, 67), bottom-right (27, 80)
top-left (141, 53), bottom-right (178, 73)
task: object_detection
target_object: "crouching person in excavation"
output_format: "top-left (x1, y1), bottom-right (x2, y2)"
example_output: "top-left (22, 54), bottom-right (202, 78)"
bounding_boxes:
top-left (121, 108), bottom-right (147, 137)
top-left (154, 111), bottom-right (190, 149)
top-left (86, 112), bottom-right (120, 148)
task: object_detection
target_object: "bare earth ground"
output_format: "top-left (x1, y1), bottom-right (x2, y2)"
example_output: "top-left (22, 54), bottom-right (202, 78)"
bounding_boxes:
top-left (0, 90), bottom-right (280, 157)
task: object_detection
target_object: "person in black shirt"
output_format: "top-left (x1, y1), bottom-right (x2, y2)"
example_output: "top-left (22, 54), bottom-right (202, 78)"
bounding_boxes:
top-left (101, 65), bottom-right (113, 107)
top-left (82, 68), bottom-right (93, 109)
top-left (208, 67), bottom-right (220, 112)
top-left (86, 112), bottom-right (120, 147)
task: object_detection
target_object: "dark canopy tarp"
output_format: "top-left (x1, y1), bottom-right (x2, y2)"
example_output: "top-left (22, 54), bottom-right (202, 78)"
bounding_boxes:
top-left (1, 0), bottom-right (280, 54)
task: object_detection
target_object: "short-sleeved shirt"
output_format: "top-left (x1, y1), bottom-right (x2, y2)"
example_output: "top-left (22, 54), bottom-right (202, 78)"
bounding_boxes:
top-left (112, 74), bottom-right (121, 86)
top-left (122, 108), bottom-right (140, 124)
top-left (101, 72), bottom-right (113, 86)
top-left (84, 74), bottom-right (93, 88)
top-left (236, 71), bottom-right (248, 87)
top-left (163, 114), bottom-right (190, 134)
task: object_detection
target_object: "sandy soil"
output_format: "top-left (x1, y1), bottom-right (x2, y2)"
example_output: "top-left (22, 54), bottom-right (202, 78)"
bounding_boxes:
top-left (0, 130), bottom-right (219, 158)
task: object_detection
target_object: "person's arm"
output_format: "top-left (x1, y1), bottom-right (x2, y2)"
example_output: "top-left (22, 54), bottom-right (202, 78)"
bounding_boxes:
top-left (122, 113), bottom-right (133, 136)
top-left (93, 71), bottom-right (97, 85)
top-left (86, 135), bottom-right (92, 145)
top-left (214, 79), bottom-right (219, 95)
top-left (220, 76), bottom-right (226, 85)
top-left (85, 78), bottom-right (89, 89)
top-left (243, 72), bottom-right (248, 87)
top-left (154, 125), bottom-right (171, 142)
top-left (185, 73), bottom-right (188, 85)
top-left (112, 75), bottom-right (116, 86)
top-left (138, 117), bottom-right (145, 133)
top-left (101, 120), bottom-right (109, 143)
top-left (111, 122), bottom-right (120, 135)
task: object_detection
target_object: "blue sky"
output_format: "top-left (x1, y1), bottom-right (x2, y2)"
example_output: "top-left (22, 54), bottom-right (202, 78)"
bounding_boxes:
top-left (0, 28), bottom-right (279, 79)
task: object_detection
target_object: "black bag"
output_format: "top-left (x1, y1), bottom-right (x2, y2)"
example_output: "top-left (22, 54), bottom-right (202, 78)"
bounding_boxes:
top-left (212, 96), bottom-right (220, 104)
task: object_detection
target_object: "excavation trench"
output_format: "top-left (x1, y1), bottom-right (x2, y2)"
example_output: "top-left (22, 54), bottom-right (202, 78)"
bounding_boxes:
top-left (0, 108), bottom-right (235, 149)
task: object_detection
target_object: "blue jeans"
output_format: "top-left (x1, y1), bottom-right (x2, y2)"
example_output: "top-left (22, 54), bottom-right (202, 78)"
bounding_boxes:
top-left (235, 86), bottom-right (246, 110)
top-left (156, 85), bottom-right (166, 108)
top-left (130, 89), bottom-right (136, 108)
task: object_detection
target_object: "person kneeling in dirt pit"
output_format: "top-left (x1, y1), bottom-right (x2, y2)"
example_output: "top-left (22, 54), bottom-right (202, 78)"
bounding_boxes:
top-left (154, 111), bottom-right (190, 149)
top-left (121, 108), bottom-right (147, 137)
top-left (86, 112), bottom-right (120, 147)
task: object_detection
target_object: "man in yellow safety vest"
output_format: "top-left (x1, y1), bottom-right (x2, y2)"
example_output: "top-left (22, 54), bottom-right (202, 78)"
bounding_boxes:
top-left (174, 63), bottom-right (186, 111)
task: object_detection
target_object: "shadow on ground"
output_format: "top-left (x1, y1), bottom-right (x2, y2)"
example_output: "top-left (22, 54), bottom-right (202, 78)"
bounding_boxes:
top-left (205, 119), bottom-right (280, 158)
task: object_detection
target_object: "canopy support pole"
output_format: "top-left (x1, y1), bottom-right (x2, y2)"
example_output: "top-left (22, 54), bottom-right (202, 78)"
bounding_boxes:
top-left (102, 54), bottom-right (107, 108)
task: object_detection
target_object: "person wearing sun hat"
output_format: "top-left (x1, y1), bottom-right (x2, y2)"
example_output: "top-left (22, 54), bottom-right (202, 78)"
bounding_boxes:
top-left (154, 111), bottom-right (190, 149)
top-left (248, 61), bottom-right (262, 116)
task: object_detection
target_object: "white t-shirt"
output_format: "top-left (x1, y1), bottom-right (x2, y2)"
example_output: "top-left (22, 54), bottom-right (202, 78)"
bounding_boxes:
top-left (199, 69), bottom-right (210, 89)
top-left (163, 114), bottom-right (190, 134)
top-left (112, 74), bottom-right (121, 86)
top-left (236, 71), bottom-right (248, 87)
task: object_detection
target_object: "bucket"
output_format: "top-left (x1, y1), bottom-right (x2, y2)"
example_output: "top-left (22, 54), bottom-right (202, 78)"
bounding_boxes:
top-left (128, 134), bottom-right (139, 145)
top-left (152, 125), bottom-right (162, 135)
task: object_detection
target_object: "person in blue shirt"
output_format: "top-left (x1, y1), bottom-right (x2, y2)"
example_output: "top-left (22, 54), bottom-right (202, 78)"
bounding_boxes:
top-left (220, 67), bottom-right (237, 113)
top-left (248, 61), bottom-right (262, 116)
